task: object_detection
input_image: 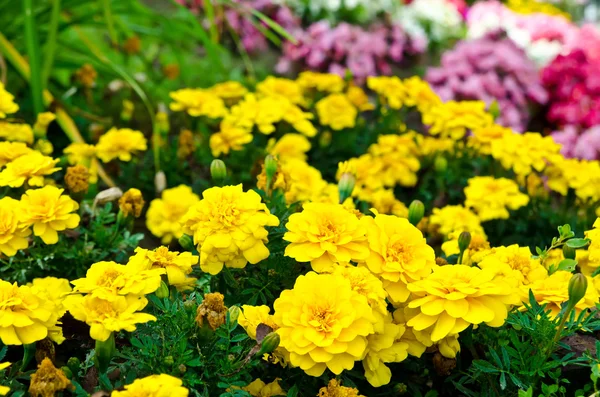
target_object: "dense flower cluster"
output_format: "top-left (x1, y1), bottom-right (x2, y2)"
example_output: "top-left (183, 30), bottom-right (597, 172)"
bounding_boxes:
top-left (552, 125), bottom-right (600, 160)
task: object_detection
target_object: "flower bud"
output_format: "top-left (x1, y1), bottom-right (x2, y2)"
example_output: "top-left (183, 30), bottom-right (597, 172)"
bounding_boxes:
top-left (567, 273), bottom-right (587, 309)
top-left (434, 156), bottom-right (448, 173)
top-left (155, 171), bottom-right (167, 194)
top-left (178, 364), bottom-right (187, 374)
top-left (319, 131), bottom-right (332, 147)
top-left (121, 99), bottom-right (134, 121)
top-left (257, 332), bottom-right (280, 356)
top-left (94, 187), bottom-right (123, 206)
top-left (394, 383), bottom-right (408, 394)
top-left (458, 232), bottom-right (472, 253)
top-left (119, 188), bottom-right (145, 218)
top-left (156, 111), bottom-right (170, 135)
top-left (94, 333), bottom-right (116, 374)
top-left (60, 366), bottom-right (73, 379)
top-left (562, 245), bottom-right (576, 260)
top-left (408, 200), bottom-right (425, 226)
top-left (210, 159), bottom-right (227, 185)
top-left (264, 155), bottom-right (278, 191)
top-left (163, 356), bottom-right (174, 365)
top-left (228, 305), bottom-right (241, 323)
top-left (179, 234), bottom-right (195, 252)
top-left (489, 100), bottom-right (500, 120)
top-left (338, 173), bottom-right (356, 204)
top-left (155, 280), bottom-right (170, 299)
top-left (67, 357), bottom-right (80, 375)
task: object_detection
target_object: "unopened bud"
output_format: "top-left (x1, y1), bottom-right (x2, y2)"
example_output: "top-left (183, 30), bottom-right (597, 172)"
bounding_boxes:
top-left (210, 159), bottom-right (227, 185)
top-left (563, 245), bottom-right (576, 260)
top-left (458, 232), bottom-right (472, 253)
top-left (338, 173), bottom-right (356, 204)
top-left (228, 305), bottom-right (241, 323)
top-left (93, 187), bottom-right (123, 208)
top-left (434, 156), bottom-right (448, 173)
top-left (163, 356), bottom-right (174, 365)
top-left (60, 366), bottom-right (73, 379)
top-left (489, 100), bottom-right (500, 120)
top-left (568, 273), bottom-right (587, 309)
top-left (319, 131), bottom-right (332, 147)
top-left (155, 280), bottom-right (169, 298)
top-left (257, 332), bottom-right (280, 356)
top-left (178, 234), bottom-right (195, 252)
top-left (67, 357), bottom-right (80, 375)
top-left (121, 99), bottom-right (134, 121)
top-left (394, 383), bottom-right (408, 394)
top-left (155, 171), bottom-right (166, 194)
top-left (178, 364), bottom-right (187, 374)
top-left (156, 111), bottom-right (170, 135)
top-left (408, 200), bottom-right (425, 226)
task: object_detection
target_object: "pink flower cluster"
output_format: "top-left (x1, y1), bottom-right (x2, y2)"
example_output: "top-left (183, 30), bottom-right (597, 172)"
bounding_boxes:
top-left (541, 50), bottom-right (600, 130)
top-left (276, 21), bottom-right (426, 83)
top-left (426, 32), bottom-right (547, 132)
top-left (552, 125), bottom-right (600, 160)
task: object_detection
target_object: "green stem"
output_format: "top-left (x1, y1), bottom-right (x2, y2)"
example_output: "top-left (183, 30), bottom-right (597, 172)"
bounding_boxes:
top-left (101, 0), bottom-right (119, 46)
top-left (23, 0), bottom-right (44, 114)
top-left (41, 0), bottom-right (61, 89)
top-left (95, 332), bottom-right (116, 374)
top-left (21, 343), bottom-right (36, 371)
top-left (550, 304), bottom-right (573, 349)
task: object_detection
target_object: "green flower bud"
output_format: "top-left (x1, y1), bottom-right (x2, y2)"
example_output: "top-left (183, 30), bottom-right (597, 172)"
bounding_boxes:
top-left (178, 364), bottom-right (187, 374)
top-left (67, 357), bottom-right (81, 375)
top-left (408, 200), bottom-right (425, 226)
top-left (164, 356), bottom-right (175, 365)
top-left (394, 383), bottom-right (408, 394)
top-left (155, 280), bottom-right (170, 299)
top-left (338, 173), bottom-right (356, 204)
top-left (568, 273), bottom-right (587, 309)
top-left (563, 245), bottom-right (576, 260)
top-left (228, 305), bottom-right (241, 323)
top-left (265, 155), bottom-right (278, 193)
top-left (178, 234), bottom-right (195, 252)
top-left (489, 100), bottom-right (500, 120)
top-left (210, 159), bottom-right (227, 185)
top-left (257, 332), bottom-right (280, 356)
top-left (61, 366), bottom-right (73, 379)
top-left (434, 156), bottom-right (448, 173)
top-left (95, 333), bottom-right (116, 374)
top-left (458, 232), bottom-right (472, 253)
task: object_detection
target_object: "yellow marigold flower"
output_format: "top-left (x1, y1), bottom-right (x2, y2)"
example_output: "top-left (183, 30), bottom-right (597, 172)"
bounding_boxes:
top-left (282, 103), bottom-right (317, 137)
top-left (429, 205), bottom-right (486, 238)
top-left (297, 71), bottom-right (345, 93)
top-left (283, 202), bottom-right (369, 272)
top-left (127, 246), bottom-right (198, 290)
top-left (273, 272), bottom-right (376, 376)
top-left (418, 135), bottom-right (457, 156)
top-left (74, 63), bottom-right (97, 88)
top-left (113, 374), bottom-right (188, 397)
top-left (64, 143), bottom-right (96, 165)
top-left (19, 186), bottom-right (80, 244)
top-left (210, 81), bottom-right (248, 102)
top-left (170, 88), bottom-right (228, 118)
top-left (96, 127), bottom-right (147, 163)
top-left (507, 0), bottom-right (570, 18)
top-left (346, 85), bottom-right (375, 111)
top-left (267, 133), bottom-right (311, 161)
top-left (177, 129), bottom-right (196, 159)
top-left (478, 244), bottom-right (547, 288)
top-left (464, 176), bottom-right (530, 221)
top-left (547, 159), bottom-right (600, 203)
top-left (0, 122), bottom-right (33, 144)
top-left (0, 141), bottom-right (32, 168)
top-left (71, 260), bottom-right (164, 300)
top-left (33, 112), bottom-right (56, 137)
top-left (0, 280), bottom-right (57, 345)
top-left (423, 101), bottom-right (493, 140)
top-left (196, 292), bottom-right (227, 330)
top-left (65, 294), bottom-right (155, 341)
top-left (0, 197), bottom-right (30, 256)
top-left (317, 379), bottom-right (365, 397)
top-left (0, 83), bottom-right (18, 118)
top-left (402, 76), bottom-right (442, 114)
top-left (362, 313), bottom-right (409, 387)
top-left (0, 362), bottom-right (10, 395)
top-left (210, 120), bottom-right (253, 157)
top-left (146, 185), bottom-right (200, 244)
top-left (368, 134), bottom-right (420, 187)
top-left (362, 212), bottom-right (436, 304)
top-left (316, 94), bottom-right (357, 131)
top-left (336, 155), bottom-right (385, 200)
top-left (29, 358), bottom-right (73, 397)
top-left (527, 271), bottom-right (598, 318)
top-left (119, 188), bottom-right (145, 218)
top-left (256, 76), bottom-right (304, 105)
top-left (491, 132), bottom-right (562, 176)
top-left (181, 185), bottom-right (279, 275)
top-left (468, 124), bottom-right (514, 155)
top-left (0, 151), bottom-right (59, 188)
top-left (407, 265), bottom-right (519, 342)
top-left (28, 277), bottom-right (71, 344)
top-left (441, 232), bottom-right (490, 265)
top-left (239, 378), bottom-right (286, 397)
top-left (366, 189), bottom-right (409, 218)
top-left (280, 158), bottom-right (327, 203)
top-left (367, 76), bottom-right (406, 109)
top-left (33, 140), bottom-right (53, 156)
top-left (585, 218), bottom-right (600, 264)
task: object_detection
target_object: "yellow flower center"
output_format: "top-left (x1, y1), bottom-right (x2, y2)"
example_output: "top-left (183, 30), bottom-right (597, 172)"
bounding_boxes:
top-left (93, 300), bottom-right (118, 319)
top-left (508, 254), bottom-right (531, 274)
top-left (212, 202), bottom-right (240, 228)
top-left (387, 242), bottom-right (413, 264)
top-left (309, 306), bottom-right (335, 333)
top-left (317, 219), bottom-right (340, 241)
top-left (97, 269), bottom-right (123, 287)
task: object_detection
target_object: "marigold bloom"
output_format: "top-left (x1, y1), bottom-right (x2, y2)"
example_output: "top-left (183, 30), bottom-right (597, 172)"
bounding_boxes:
top-left (280, 158), bottom-right (327, 203)
top-left (28, 277), bottom-right (71, 344)
top-left (128, 246), bottom-right (198, 289)
top-left (112, 374), bottom-right (188, 397)
top-left (316, 94), bottom-right (357, 130)
top-left (468, 124), bottom-right (514, 155)
top-left (33, 112), bottom-right (56, 137)
top-left (464, 176), bottom-right (530, 221)
top-left (423, 101), bottom-right (493, 140)
top-left (362, 213), bottom-right (436, 303)
top-left (19, 186), bottom-right (80, 244)
top-left (267, 133), bottom-right (311, 161)
top-left (0, 83), bottom-right (18, 118)
top-left (210, 120), bottom-right (253, 157)
top-left (367, 76), bottom-right (407, 109)
top-left (209, 81), bottom-right (248, 101)
top-left (65, 294), bottom-right (155, 341)
top-left (407, 265), bottom-right (519, 341)
top-left (429, 205), bottom-right (486, 238)
top-left (527, 271), bottom-right (599, 318)
top-left (146, 185), bottom-right (200, 244)
top-left (368, 134), bottom-right (420, 187)
top-left (238, 378), bottom-right (285, 397)
top-left (273, 272), bottom-right (376, 377)
top-left (196, 292), bottom-right (227, 330)
top-left (64, 165), bottom-right (90, 193)
top-left (297, 71), bottom-right (345, 93)
top-left (29, 358), bottom-right (73, 397)
top-left (0, 151), bottom-right (60, 188)
top-left (317, 379), bottom-right (365, 397)
top-left (368, 189), bottom-right (409, 217)
top-left (177, 129), bottom-right (196, 158)
top-left (63, 143), bottom-right (96, 165)
top-left (71, 261), bottom-right (163, 300)
top-left (119, 188), bottom-right (145, 218)
top-left (0, 141), bottom-right (32, 168)
top-left (181, 185), bottom-right (279, 275)
top-left (491, 132), bottom-right (561, 176)
top-left (402, 76), bottom-right (442, 114)
top-left (478, 245), bottom-right (547, 288)
top-left (0, 122), bottom-right (33, 144)
top-left (96, 127), bottom-right (147, 162)
top-left (283, 202), bottom-right (369, 273)
top-left (0, 280), bottom-right (57, 345)
top-left (256, 76), bottom-right (304, 105)
top-left (169, 88), bottom-right (228, 118)
top-left (346, 85), bottom-right (375, 111)
top-left (0, 197), bottom-right (30, 256)
top-left (585, 218), bottom-right (600, 265)
top-left (238, 305), bottom-right (279, 340)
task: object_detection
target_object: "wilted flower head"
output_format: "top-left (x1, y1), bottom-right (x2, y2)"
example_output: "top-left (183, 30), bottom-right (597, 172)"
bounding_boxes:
top-left (317, 379), bottom-right (365, 397)
top-left (196, 292), bottom-right (227, 330)
top-left (64, 165), bottom-right (90, 194)
top-left (119, 188), bottom-right (145, 218)
top-left (28, 358), bottom-right (73, 397)
top-left (74, 64), bottom-right (97, 88)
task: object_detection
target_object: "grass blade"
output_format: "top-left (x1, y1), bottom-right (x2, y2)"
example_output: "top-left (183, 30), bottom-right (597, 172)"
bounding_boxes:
top-left (41, 0), bottom-right (61, 89)
top-left (23, 0), bottom-right (44, 114)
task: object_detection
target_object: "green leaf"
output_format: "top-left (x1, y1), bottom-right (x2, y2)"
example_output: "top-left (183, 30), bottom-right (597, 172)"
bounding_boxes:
top-left (518, 387), bottom-right (533, 397)
top-left (231, 334), bottom-right (247, 342)
top-left (287, 385), bottom-right (299, 397)
top-left (556, 259), bottom-right (577, 272)
top-left (249, 8), bottom-right (297, 44)
top-left (472, 360), bottom-right (499, 373)
top-left (499, 372), bottom-right (507, 390)
top-left (566, 238), bottom-right (590, 249)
